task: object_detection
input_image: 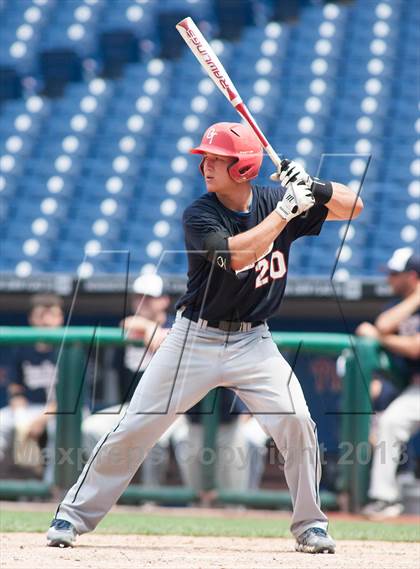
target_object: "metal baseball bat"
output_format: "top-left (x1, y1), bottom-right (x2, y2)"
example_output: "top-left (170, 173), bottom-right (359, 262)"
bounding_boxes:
top-left (176, 17), bottom-right (282, 170)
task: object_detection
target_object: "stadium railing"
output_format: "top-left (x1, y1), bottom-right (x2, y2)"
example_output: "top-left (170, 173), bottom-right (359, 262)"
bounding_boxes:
top-left (0, 327), bottom-right (383, 511)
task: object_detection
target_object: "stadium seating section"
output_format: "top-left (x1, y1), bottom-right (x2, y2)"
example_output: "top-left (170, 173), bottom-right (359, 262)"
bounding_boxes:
top-left (0, 0), bottom-right (418, 280)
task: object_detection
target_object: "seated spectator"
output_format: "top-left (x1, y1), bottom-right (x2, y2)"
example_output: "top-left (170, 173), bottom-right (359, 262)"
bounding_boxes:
top-left (357, 249), bottom-right (420, 519)
top-left (118, 273), bottom-right (171, 402)
top-left (174, 388), bottom-right (252, 492)
top-left (82, 274), bottom-right (176, 486)
top-left (0, 294), bottom-right (64, 483)
top-left (174, 389), bottom-right (270, 493)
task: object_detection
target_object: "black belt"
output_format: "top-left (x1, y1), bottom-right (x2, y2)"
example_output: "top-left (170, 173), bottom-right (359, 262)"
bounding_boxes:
top-left (182, 311), bottom-right (264, 332)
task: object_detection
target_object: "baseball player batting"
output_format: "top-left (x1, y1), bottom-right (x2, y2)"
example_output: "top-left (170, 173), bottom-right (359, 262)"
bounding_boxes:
top-left (47, 122), bottom-right (363, 553)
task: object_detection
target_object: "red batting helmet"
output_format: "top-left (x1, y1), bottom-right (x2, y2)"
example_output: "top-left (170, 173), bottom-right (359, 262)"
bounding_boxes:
top-left (190, 122), bottom-right (263, 182)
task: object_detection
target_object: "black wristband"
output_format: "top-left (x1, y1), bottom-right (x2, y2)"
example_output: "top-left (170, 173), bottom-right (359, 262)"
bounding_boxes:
top-left (311, 179), bottom-right (333, 205)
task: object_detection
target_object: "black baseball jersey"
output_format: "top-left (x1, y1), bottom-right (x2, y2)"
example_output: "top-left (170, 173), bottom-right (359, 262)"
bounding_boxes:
top-left (8, 345), bottom-right (57, 404)
top-left (176, 185), bottom-right (328, 322)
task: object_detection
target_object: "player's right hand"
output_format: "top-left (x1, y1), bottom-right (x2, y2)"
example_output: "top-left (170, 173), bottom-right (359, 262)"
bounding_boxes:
top-left (275, 180), bottom-right (315, 222)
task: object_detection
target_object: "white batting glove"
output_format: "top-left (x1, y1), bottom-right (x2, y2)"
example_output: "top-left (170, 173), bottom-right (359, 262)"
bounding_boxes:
top-left (270, 159), bottom-right (313, 188)
top-left (275, 180), bottom-right (315, 222)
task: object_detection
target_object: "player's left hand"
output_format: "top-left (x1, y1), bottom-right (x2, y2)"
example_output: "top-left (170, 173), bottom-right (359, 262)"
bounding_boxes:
top-left (275, 179), bottom-right (315, 221)
top-left (270, 159), bottom-right (313, 189)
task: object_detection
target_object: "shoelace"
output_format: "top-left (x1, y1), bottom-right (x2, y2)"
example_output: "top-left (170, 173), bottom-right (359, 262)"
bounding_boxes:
top-left (52, 519), bottom-right (72, 530)
top-left (303, 527), bottom-right (327, 539)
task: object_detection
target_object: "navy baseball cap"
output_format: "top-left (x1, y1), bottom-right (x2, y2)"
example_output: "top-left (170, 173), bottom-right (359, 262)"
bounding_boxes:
top-left (386, 248), bottom-right (420, 275)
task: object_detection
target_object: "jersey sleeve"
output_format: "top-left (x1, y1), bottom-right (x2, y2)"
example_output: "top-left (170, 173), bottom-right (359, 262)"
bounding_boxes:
top-left (183, 205), bottom-right (232, 271)
top-left (183, 206), bottom-right (228, 249)
top-left (287, 203), bottom-right (329, 240)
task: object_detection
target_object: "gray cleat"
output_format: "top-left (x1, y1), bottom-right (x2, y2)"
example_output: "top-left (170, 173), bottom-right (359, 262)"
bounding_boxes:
top-left (361, 500), bottom-right (404, 520)
top-left (47, 518), bottom-right (77, 548)
top-left (295, 527), bottom-right (336, 554)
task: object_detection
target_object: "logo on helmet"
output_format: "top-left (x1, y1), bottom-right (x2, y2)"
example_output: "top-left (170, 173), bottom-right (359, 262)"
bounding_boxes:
top-left (205, 127), bottom-right (217, 144)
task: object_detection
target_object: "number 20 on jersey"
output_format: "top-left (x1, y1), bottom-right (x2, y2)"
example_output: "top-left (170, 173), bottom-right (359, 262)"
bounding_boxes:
top-left (255, 251), bottom-right (286, 288)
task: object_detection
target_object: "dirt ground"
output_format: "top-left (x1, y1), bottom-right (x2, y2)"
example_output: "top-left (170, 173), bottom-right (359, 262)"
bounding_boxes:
top-left (1, 533), bottom-right (420, 569)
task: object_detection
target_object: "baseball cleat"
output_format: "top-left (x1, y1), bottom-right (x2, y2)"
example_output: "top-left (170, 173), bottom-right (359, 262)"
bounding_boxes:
top-left (295, 527), bottom-right (335, 554)
top-left (47, 518), bottom-right (77, 547)
top-left (361, 500), bottom-right (404, 520)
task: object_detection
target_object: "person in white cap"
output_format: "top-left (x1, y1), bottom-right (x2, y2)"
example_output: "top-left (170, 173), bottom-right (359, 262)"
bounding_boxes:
top-left (123, 273), bottom-right (171, 355)
top-left (357, 248), bottom-right (420, 519)
top-left (82, 274), bottom-right (176, 486)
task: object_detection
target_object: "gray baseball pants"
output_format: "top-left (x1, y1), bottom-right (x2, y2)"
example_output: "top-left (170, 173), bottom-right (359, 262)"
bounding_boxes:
top-left (55, 314), bottom-right (328, 537)
top-left (369, 384), bottom-right (420, 502)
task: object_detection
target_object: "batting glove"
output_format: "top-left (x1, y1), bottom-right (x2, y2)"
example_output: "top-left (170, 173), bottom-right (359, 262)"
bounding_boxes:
top-left (270, 159), bottom-right (313, 188)
top-left (275, 180), bottom-right (315, 222)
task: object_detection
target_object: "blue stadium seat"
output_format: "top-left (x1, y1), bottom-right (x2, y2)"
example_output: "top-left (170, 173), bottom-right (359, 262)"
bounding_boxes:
top-left (0, 0), bottom-right (416, 277)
